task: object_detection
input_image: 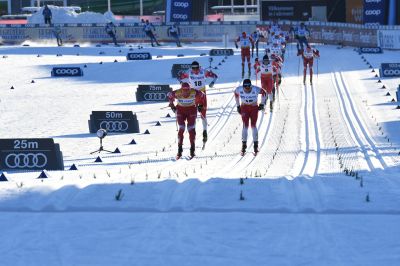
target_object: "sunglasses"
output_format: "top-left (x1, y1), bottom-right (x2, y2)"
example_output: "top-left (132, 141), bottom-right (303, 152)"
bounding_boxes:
top-left (191, 66), bottom-right (199, 69)
top-left (243, 84), bottom-right (251, 88)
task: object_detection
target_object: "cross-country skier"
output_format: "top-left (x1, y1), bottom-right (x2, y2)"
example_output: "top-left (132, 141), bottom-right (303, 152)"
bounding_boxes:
top-left (235, 32), bottom-right (254, 78)
top-left (53, 25), bottom-right (63, 46)
top-left (234, 79), bottom-right (266, 155)
top-left (143, 20), bottom-right (161, 47)
top-left (299, 45), bottom-right (320, 85)
top-left (251, 30), bottom-right (261, 58)
top-left (178, 61), bottom-right (218, 145)
top-left (168, 82), bottom-right (205, 159)
top-left (255, 55), bottom-right (276, 112)
top-left (105, 22), bottom-right (118, 46)
top-left (293, 22), bottom-right (310, 56)
top-left (167, 23), bottom-right (182, 47)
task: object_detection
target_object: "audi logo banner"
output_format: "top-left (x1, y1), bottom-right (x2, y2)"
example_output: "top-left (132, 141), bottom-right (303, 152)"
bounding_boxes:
top-left (363, 0), bottom-right (387, 26)
top-left (89, 111), bottom-right (140, 134)
top-left (0, 138), bottom-right (64, 171)
top-left (380, 63), bottom-right (400, 77)
top-left (171, 64), bottom-right (191, 78)
top-left (209, 49), bottom-right (234, 56)
top-left (51, 67), bottom-right (83, 77)
top-left (126, 52), bottom-right (152, 60)
top-left (359, 47), bottom-right (383, 53)
top-left (136, 85), bottom-right (172, 102)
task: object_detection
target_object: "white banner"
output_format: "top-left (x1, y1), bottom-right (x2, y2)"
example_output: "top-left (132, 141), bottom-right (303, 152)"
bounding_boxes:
top-left (378, 30), bottom-right (400, 49)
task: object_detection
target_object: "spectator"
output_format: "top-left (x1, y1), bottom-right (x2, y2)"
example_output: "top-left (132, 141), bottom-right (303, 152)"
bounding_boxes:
top-left (167, 23), bottom-right (182, 47)
top-left (143, 20), bottom-right (160, 47)
top-left (105, 22), bottom-right (118, 46)
top-left (42, 5), bottom-right (52, 25)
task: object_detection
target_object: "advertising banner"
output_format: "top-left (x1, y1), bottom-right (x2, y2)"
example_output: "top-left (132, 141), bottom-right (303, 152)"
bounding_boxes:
top-left (380, 63), bottom-right (400, 77)
top-left (167, 0), bottom-right (192, 23)
top-left (363, 0), bottom-right (387, 26)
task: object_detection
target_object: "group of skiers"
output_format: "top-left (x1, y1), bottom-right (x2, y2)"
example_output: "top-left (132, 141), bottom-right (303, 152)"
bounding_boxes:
top-left (168, 21), bottom-right (320, 158)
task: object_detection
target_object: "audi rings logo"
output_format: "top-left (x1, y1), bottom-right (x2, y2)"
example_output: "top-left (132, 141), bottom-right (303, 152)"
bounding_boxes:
top-left (5, 153), bottom-right (47, 168)
top-left (365, 10), bottom-right (381, 16)
top-left (173, 14), bottom-right (188, 20)
top-left (100, 121), bottom-right (129, 132)
top-left (383, 69), bottom-right (400, 76)
top-left (144, 92), bottom-right (167, 101)
top-left (174, 1), bottom-right (189, 8)
top-left (210, 49), bottom-right (234, 56)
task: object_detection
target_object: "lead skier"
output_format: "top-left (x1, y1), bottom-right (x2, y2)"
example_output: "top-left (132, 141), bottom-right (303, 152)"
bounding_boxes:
top-left (234, 79), bottom-right (266, 155)
top-left (168, 82), bottom-right (205, 159)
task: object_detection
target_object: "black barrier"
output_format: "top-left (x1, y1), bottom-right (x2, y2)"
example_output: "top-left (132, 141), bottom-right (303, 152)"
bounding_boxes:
top-left (51, 67), bottom-right (83, 77)
top-left (89, 111), bottom-right (140, 134)
top-left (171, 64), bottom-right (191, 78)
top-left (380, 63), bottom-right (400, 77)
top-left (0, 138), bottom-right (64, 171)
top-left (136, 85), bottom-right (172, 102)
top-left (359, 47), bottom-right (383, 53)
top-left (209, 49), bottom-right (234, 56)
top-left (126, 52), bottom-right (152, 60)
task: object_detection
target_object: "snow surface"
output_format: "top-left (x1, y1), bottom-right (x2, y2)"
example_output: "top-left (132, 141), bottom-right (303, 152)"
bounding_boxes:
top-left (0, 41), bottom-right (400, 265)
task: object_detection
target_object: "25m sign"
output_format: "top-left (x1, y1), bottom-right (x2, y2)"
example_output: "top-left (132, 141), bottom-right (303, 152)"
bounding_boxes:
top-left (0, 138), bottom-right (64, 171)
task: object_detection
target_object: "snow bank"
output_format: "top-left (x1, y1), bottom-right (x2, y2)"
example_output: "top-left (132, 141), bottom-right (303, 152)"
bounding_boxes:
top-left (27, 5), bottom-right (117, 24)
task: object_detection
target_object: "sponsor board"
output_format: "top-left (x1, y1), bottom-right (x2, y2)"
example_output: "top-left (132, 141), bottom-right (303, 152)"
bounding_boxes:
top-left (168, 0), bottom-right (192, 22)
top-left (171, 64), bottom-right (191, 78)
top-left (0, 138), bottom-right (64, 171)
top-left (89, 111), bottom-right (140, 134)
top-left (378, 30), bottom-right (400, 49)
top-left (136, 85), bottom-right (172, 102)
top-left (126, 52), bottom-right (152, 60)
top-left (363, 0), bottom-right (386, 25)
top-left (380, 63), bottom-right (400, 77)
top-left (359, 47), bottom-right (382, 53)
top-left (209, 49), bottom-right (234, 56)
top-left (51, 67), bottom-right (83, 77)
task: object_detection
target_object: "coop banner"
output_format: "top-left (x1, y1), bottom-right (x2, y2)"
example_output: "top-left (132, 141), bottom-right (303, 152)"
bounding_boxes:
top-left (363, 0), bottom-right (387, 26)
top-left (167, 0), bottom-right (192, 22)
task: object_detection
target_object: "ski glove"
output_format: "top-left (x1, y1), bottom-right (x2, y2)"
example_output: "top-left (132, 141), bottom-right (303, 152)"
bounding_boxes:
top-left (258, 104), bottom-right (265, 111)
top-left (237, 106), bottom-right (241, 114)
top-left (197, 105), bottom-right (203, 113)
top-left (209, 81), bottom-right (215, 88)
top-left (235, 43), bottom-right (239, 49)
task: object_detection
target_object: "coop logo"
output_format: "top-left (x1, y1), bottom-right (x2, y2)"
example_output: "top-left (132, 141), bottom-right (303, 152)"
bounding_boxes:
top-left (144, 93), bottom-right (167, 101)
top-left (100, 121), bottom-right (129, 132)
top-left (365, 0), bottom-right (381, 3)
top-left (173, 14), bottom-right (188, 20)
top-left (5, 153), bottom-right (47, 168)
top-left (359, 47), bottom-right (382, 53)
top-left (174, 1), bottom-right (189, 8)
top-left (126, 52), bottom-right (152, 60)
top-left (52, 67), bottom-right (83, 77)
top-left (381, 63), bottom-right (400, 77)
top-left (365, 10), bottom-right (381, 16)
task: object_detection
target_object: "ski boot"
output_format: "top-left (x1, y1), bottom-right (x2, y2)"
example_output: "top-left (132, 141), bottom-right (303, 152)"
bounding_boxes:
top-left (203, 130), bottom-right (208, 142)
top-left (241, 141), bottom-right (247, 156)
top-left (254, 141), bottom-right (259, 155)
top-left (176, 145), bottom-right (183, 159)
top-left (190, 145), bottom-right (195, 158)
